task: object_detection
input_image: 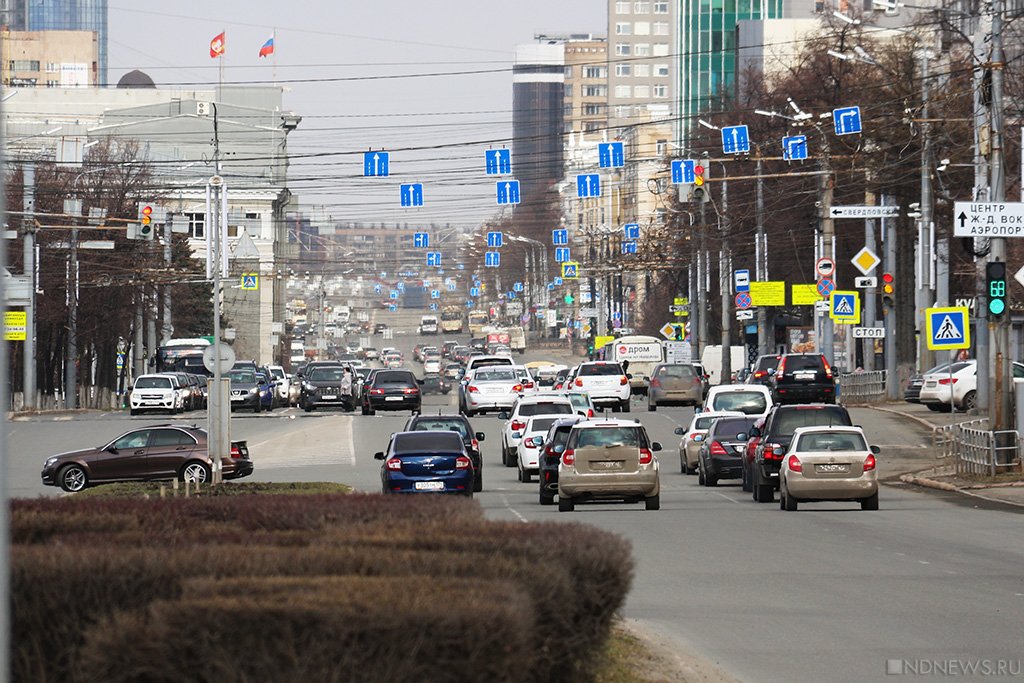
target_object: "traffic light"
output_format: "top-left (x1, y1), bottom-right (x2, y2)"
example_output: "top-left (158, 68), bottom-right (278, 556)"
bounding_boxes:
top-left (881, 272), bottom-right (895, 309)
top-left (691, 163), bottom-right (710, 203)
top-left (986, 261), bottom-right (1007, 318)
top-left (138, 204), bottom-right (154, 240)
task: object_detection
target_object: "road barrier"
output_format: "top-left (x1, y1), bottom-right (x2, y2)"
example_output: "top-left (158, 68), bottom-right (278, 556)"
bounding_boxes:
top-left (838, 370), bottom-right (887, 405)
top-left (932, 418), bottom-right (1021, 476)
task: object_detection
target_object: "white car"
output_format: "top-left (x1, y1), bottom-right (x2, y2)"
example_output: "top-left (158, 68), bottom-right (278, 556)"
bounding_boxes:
top-left (703, 384), bottom-right (773, 418)
top-left (423, 359), bottom-right (442, 374)
top-left (464, 355), bottom-right (514, 375)
top-left (918, 360), bottom-right (976, 412)
top-left (514, 415), bottom-right (567, 483)
top-left (512, 365), bottom-right (538, 393)
top-left (129, 374), bottom-right (181, 415)
top-left (779, 426), bottom-right (880, 511)
top-left (500, 395), bottom-right (576, 467)
top-left (461, 366), bottom-right (522, 417)
top-left (267, 365), bottom-right (291, 404)
top-left (570, 361), bottom-right (631, 412)
top-left (673, 410), bottom-right (745, 474)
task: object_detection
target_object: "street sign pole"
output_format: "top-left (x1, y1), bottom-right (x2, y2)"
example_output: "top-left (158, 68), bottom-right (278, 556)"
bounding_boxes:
top-left (864, 193), bottom-right (877, 372)
top-left (819, 147), bottom-right (836, 367)
top-left (882, 195), bottom-right (899, 400)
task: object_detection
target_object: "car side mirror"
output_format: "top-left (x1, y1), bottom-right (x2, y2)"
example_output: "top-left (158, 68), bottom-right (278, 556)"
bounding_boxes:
top-left (694, 407), bottom-right (702, 414)
top-left (373, 451), bottom-right (385, 460)
top-left (106, 446), bottom-right (118, 454)
top-left (553, 444), bottom-right (565, 455)
top-left (749, 427), bottom-right (761, 438)
top-left (497, 411), bottom-right (510, 420)
top-left (871, 445), bottom-right (882, 454)
top-left (651, 442), bottom-right (663, 452)
top-left (417, 379), bottom-right (424, 385)
top-left (531, 436), bottom-right (545, 447)
top-left (475, 432), bottom-right (486, 441)
top-left (673, 427), bottom-right (685, 435)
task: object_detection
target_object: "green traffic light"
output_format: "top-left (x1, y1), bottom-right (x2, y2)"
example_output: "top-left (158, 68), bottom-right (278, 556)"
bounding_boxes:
top-left (989, 298), bottom-right (1006, 315)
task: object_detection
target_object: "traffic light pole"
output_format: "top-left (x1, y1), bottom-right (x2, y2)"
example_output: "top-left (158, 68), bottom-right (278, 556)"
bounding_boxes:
top-left (818, 152), bottom-right (835, 366)
top-left (883, 195), bottom-right (899, 400)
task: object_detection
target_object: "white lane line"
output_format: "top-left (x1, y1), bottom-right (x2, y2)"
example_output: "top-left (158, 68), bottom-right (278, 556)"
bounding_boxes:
top-left (919, 560), bottom-right (930, 565)
top-left (499, 493), bottom-right (529, 524)
top-left (346, 415), bottom-right (356, 466)
top-left (711, 491), bottom-right (740, 504)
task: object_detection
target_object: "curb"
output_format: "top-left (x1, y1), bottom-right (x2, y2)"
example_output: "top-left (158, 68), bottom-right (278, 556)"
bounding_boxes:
top-left (867, 404), bottom-right (944, 432)
top-left (900, 472), bottom-right (1024, 509)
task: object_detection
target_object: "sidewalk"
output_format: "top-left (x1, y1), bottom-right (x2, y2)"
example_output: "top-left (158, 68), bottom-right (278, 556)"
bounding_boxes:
top-left (868, 400), bottom-right (1024, 509)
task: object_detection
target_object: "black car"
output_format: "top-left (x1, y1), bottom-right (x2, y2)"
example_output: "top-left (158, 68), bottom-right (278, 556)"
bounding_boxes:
top-left (420, 373), bottom-right (450, 395)
top-left (403, 413), bottom-right (486, 492)
top-left (904, 373), bottom-right (924, 403)
top-left (536, 416), bottom-right (585, 506)
top-left (362, 369), bottom-right (422, 415)
top-left (748, 354), bottom-right (780, 386)
top-left (299, 364), bottom-right (355, 412)
top-left (768, 353), bottom-right (836, 404)
top-left (698, 415), bottom-right (759, 487)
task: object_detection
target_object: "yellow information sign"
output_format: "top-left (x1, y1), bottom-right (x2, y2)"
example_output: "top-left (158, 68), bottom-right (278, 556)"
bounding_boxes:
top-left (595, 335), bottom-right (615, 350)
top-left (749, 281), bottom-right (785, 307)
top-left (4, 311), bottom-right (26, 341)
top-left (791, 284), bottom-right (820, 306)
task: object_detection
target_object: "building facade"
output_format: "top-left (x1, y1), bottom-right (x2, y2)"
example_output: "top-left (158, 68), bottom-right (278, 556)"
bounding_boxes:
top-left (607, 0), bottom-right (678, 127)
top-left (560, 35), bottom-right (609, 135)
top-left (1, 29), bottom-right (98, 87)
top-left (512, 41), bottom-right (566, 200)
top-left (24, 0), bottom-right (107, 85)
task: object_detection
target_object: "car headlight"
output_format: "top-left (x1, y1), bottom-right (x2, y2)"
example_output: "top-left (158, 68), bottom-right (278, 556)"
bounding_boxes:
top-left (304, 383), bottom-right (316, 392)
top-left (45, 456), bottom-right (59, 467)
top-left (249, 387), bottom-right (259, 395)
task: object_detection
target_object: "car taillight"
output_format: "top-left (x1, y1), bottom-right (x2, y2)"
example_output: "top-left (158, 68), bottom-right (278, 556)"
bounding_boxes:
top-left (403, 387), bottom-right (419, 394)
top-left (775, 357), bottom-right (787, 380)
top-left (764, 443), bottom-right (783, 461)
top-left (620, 376), bottom-right (629, 385)
top-left (561, 449), bottom-right (575, 467)
top-left (864, 454), bottom-right (876, 471)
top-left (471, 438), bottom-right (479, 451)
top-left (468, 385), bottom-right (479, 393)
top-left (230, 445), bottom-right (241, 458)
top-left (709, 441), bottom-right (728, 456)
top-left (650, 378), bottom-right (662, 388)
top-left (587, 409), bottom-right (594, 417)
top-left (575, 378), bottom-right (584, 387)
top-left (688, 432), bottom-right (702, 440)
top-left (524, 382), bottom-right (534, 389)
top-left (754, 370), bottom-right (766, 378)
top-left (370, 388), bottom-right (384, 395)
top-left (513, 384), bottom-right (523, 392)
top-left (511, 420), bottom-right (525, 432)
top-left (386, 457), bottom-right (402, 471)
top-left (639, 448), bottom-right (653, 465)
top-left (822, 355), bottom-right (833, 379)
top-left (524, 439), bottom-right (537, 449)
top-left (938, 378), bottom-right (958, 385)
top-left (787, 455), bottom-right (802, 472)
top-left (455, 456), bottom-right (472, 469)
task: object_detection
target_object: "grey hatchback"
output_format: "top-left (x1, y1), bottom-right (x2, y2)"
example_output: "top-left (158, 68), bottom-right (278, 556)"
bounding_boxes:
top-left (647, 363), bottom-right (704, 410)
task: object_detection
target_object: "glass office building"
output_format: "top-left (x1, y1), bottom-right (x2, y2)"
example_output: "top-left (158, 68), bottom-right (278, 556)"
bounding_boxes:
top-left (27, 0), bottom-right (107, 85)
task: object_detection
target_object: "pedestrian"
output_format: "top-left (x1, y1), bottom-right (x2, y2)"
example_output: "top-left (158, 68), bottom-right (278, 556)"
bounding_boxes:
top-left (340, 367), bottom-right (353, 410)
top-left (621, 359), bottom-right (630, 376)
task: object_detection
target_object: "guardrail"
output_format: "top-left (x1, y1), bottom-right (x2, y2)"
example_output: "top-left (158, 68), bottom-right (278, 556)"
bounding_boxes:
top-left (932, 418), bottom-right (1021, 476)
top-left (838, 370), bottom-right (887, 405)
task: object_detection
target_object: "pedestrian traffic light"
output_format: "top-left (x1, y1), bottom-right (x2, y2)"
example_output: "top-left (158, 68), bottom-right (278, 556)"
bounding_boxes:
top-left (138, 204), bottom-right (154, 240)
top-left (691, 164), bottom-right (710, 203)
top-left (881, 272), bottom-right (895, 309)
top-left (986, 261), bottom-right (1007, 318)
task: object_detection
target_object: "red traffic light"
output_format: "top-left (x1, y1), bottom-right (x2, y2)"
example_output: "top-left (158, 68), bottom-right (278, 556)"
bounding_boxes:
top-left (694, 165), bottom-right (705, 175)
top-left (881, 272), bottom-right (894, 284)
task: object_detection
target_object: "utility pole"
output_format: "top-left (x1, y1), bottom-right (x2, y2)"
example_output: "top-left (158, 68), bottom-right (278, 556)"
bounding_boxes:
top-left (863, 190), bottom-right (877, 372)
top-left (63, 198), bottom-right (82, 410)
top-left (22, 162), bottom-right (36, 409)
top-left (818, 145), bottom-right (835, 365)
top-left (755, 155), bottom-right (769, 355)
top-left (720, 176), bottom-right (731, 384)
top-left (917, 49), bottom-right (936, 373)
top-left (162, 216), bottom-right (173, 344)
top-left (973, 7), bottom-right (992, 415)
top-left (1, 89), bottom-right (13, 683)
top-left (697, 199), bottom-right (708, 359)
top-left (883, 194), bottom-right (899, 400)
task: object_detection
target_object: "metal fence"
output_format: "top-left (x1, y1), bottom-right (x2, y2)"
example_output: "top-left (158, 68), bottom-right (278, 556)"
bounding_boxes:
top-left (838, 370), bottom-right (888, 405)
top-left (932, 418), bottom-right (1022, 476)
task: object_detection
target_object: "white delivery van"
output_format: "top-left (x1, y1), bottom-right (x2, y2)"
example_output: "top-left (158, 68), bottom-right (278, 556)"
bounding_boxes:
top-left (419, 315), bottom-right (440, 335)
top-left (605, 335), bottom-right (664, 395)
top-left (700, 345), bottom-right (748, 385)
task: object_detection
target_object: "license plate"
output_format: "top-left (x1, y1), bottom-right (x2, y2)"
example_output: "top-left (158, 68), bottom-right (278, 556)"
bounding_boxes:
top-left (592, 461), bottom-right (623, 470)
top-left (815, 463), bottom-right (851, 474)
top-left (925, 381), bottom-right (936, 388)
top-left (321, 394), bottom-right (337, 400)
top-left (385, 396), bottom-right (404, 402)
top-left (414, 481), bottom-right (445, 491)
top-left (794, 371), bottom-right (816, 381)
top-left (230, 396), bottom-right (243, 402)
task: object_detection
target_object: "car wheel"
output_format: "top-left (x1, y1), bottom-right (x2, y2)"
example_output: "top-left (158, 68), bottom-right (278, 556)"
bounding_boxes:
top-left (539, 491), bottom-right (554, 506)
top-left (755, 476), bottom-right (774, 503)
top-left (645, 494), bottom-right (660, 511)
top-left (558, 496), bottom-right (574, 512)
top-left (741, 465), bottom-right (753, 493)
top-left (304, 405), bottom-right (314, 413)
top-left (129, 409), bottom-right (138, 416)
top-left (365, 406), bottom-right (375, 416)
top-left (697, 466), bottom-right (706, 486)
top-left (680, 455), bottom-right (687, 474)
top-left (474, 471), bottom-right (483, 493)
top-left (58, 464), bottom-right (88, 493)
top-left (611, 403), bottom-right (620, 413)
top-left (519, 467), bottom-right (531, 483)
top-left (253, 401), bottom-right (261, 414)
top-left (861, 492), bottom-right (879, 510)
top-left (706, 472), bottom-right (718, 487)
top-left (464, 409), bottom-right (475, 418)
top-left (648, 401), bottom-right (656, 412)
top-left (782, 486), bottom-right (799, 511)
top-left (507, 450), bottom-right (518, 468)
top-left (180, 461), bottom-right (211, 485)
top-left (621, 399), bottom-right (631, 413)
top-left (926, 403), bottom-right (943, 412)
top-left (960, 391), bottom-right (977, 412)
top-left (361, 403), bottom-right (370, 416)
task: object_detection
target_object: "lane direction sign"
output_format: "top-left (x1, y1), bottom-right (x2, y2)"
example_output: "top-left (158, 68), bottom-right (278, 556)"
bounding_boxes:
top-left (782, 135), bottom-right (808, 161)
top-left (552, 228), bottom-right (569, 246)
top-left (555, 247), bottom-right (571, 262)
top-left (413, 232), bottom-right (429, 248)
top-left (833, 106), bottom-right (862, 135)
top-left (576, 174), bottom-right (601, 198)
top-left (400, 183), bottom-right (423, 207)
top-left (363, 151), bottom-right (389, 177)
top-left (426, 251), bottom-right (442, 267)
top-left (598, 141), bottom-right (625, 168)
top-left (671, 159), bottom-right (696, 184)
top-left (485, 252), bottom-right (500, 268)
top-left (496, 180), bottom-right (521, 205)
top-left (485, 149), bottom-right (512, 175)
top-left (721, 125), bottom-right (751, 154)
top-left (486, 231), bottom-right (503, 248)
top-left (621, 241), bottom-right (638, 255)
top-left (623, 223), bottom-right (640, 240)
top-left (925, 306), bottom-right (971, 351)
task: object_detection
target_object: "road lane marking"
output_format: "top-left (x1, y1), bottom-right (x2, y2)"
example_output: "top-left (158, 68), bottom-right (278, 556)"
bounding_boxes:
top-left (499, 493), bottom-right (529, 523)
top-left (710, 491), bottom-right (740, 504)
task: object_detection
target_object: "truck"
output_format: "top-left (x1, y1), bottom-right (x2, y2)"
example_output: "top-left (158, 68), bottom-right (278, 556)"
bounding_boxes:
top-left (602, 335), bottom-right (664, 395)
top-left (419, 315), bottom-right (439, 335)
top-left (441, 306), bottom-right (464, 334)
top-left (507, 326), bottom-right (526, 354)
top-left (333, 306), bottom-right (351, 325)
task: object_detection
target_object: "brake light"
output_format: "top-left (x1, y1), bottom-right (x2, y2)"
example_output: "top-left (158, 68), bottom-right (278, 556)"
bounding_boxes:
top-left (369, 388), bottom-right (384, 395)
top-left (545, 446), bottom-right (556, 456)
top-left (639, 448), bottom-right (653, 465)
top-left (937, 378), bottom-right (958, 385)
top-left (709, 441), bottom-right (728, 456)
top-left (787, 455), bottom-right (802, 472)
top-left (587, 409), bottom-right (594, 417)
top-left (650, 378), bottom-right (662, 388)
top-left (524, 439), bottom-right (537, 449)
top-left (455, 456), bottom-right (472, 470)
top-left (562, 449), bottom-right (575, 467)
top-left (619, 376), bottom-right (629, 385)
top-left (524, 382), bottom-right (534, 389)
top-left (764, 443), bottom-right (783, 461)
top-left (754, 371), bottom-right (766, 378)
top-left (403, 387), bottom-right (419, 394)
top-left (575, 378), bottom-right (583, 387)
top-left (511, 420), bottom-right (525, 432)
top-left (386, 457), bottom-right (402, 471)
top-left (864, 454), bottom-right (876, 471)
top-left (471, 438), bottom-right (479, 451)
top-left (468, 385), bottom-right (479, 393)
top-left (513, 384), bottom-right (523, 392)
top-left (822, 356), bottom-right (833, 379)
top-left (230, 445), bottom-right (242, 458)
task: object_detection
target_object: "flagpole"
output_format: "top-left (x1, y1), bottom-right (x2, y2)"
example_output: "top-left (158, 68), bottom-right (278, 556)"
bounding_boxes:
top-left (272, 29), bottom-right (277, 84)
top-left (218, 27), bottom-right (225, 99)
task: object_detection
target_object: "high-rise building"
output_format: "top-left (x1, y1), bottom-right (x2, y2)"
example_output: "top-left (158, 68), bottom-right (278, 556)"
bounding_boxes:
top-left (606, 0), bottom-right (678, 127)
top-left (512, 41), bottom-right (566, 200)
top-left (18, 0), bottom-right (107, 85)
top-left (560, 35), bottom-right (608, 136)
top-left (0, 0), bottom-right (28, 30)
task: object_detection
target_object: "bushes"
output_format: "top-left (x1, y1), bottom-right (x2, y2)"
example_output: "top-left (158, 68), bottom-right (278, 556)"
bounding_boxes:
top-left (12, 495), bottom-right (633, 683)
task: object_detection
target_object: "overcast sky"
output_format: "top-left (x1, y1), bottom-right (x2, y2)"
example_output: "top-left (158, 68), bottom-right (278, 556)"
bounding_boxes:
top-left (107, 1), bottom-right (607, 228)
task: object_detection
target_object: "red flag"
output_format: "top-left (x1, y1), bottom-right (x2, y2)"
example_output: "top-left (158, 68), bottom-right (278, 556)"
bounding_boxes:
top-left (210, 32), bottom-right (225, 58)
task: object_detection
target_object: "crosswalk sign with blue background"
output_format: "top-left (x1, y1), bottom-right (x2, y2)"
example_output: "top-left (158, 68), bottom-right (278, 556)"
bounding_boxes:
top-left (833, 106), bottom-right (862, 135)
top-left (240, 274), bottom-right (258, 290)
top-left (363, 151), bottom-right (389, 177)
top-left (598, 141), bottom-right (624, 168)
top-left (829, 290), bottom-right (861, 324)
top-left (562, 262), bottom-right (579, 279)
top-left (495, 180), bottom-right (520, 205)
top-left (925, 306), bottom-right (971, 351)
top-left (576, 174), bottom-right (601, 198)
top-left (552, 228), bottom-right (569, 245)
top-left (485, 149), bottom-right (511, 175)
top-left (721, 125), bottom-right (750, 154)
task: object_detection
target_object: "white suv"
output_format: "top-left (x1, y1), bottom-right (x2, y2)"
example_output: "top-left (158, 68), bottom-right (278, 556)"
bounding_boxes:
top-left (129, 374), bottom-right (180, 415)
top-left (570, 361), bottom-right (631, 412)
top-left (499, 395), bottom-right (576, 467)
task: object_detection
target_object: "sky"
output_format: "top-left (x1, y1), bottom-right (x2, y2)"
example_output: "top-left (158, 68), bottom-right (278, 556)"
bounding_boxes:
top-left (107, 1), bottom-right (608, 229)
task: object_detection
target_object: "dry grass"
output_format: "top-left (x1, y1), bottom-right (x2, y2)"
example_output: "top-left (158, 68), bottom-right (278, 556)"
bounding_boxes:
top-left (71, 481), bottom-right (353, 499)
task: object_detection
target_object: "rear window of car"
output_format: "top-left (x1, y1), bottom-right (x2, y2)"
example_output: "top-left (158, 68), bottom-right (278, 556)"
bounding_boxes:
top-left (527, 417), bottom-right (559, 434)
top-left (711, 392), bottom-right (768, 414)
top-left (693, 416), bottom-right (719, 430)
top-left (656, 365), bottom-right (695, 379)
top-left (575, 427), bottom-right (645, 448)
top-left (754, 356), bottom-right (779, 371)
top-left (578, 363), bottom-right (625, 376)
top-left (393, 432), bottom-right (465, 454)
top-left (470, 358), bottom-right (513, 370)
top-left (773, 407), bottom-right (851, 433)
top-left (474, 368), bottom-right (516, 381)
top-left (711, 417), bottom-right (758, 437)
top-left (784, 355), bottom-right (824, 371)
top-left (410, 420), bottom-right (469, 440)
top-left (519, 402), bottom-right (574, 416)
top-left (796, 431), bottom-right (867, 452)
top-left (135, 376), bottom-right (172, 389)
top-left (375, 371), bottom-right (415, 386)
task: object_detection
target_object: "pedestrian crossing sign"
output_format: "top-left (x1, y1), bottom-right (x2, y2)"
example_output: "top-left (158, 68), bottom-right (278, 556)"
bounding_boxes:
top-left (829, 290), bottom-right (860, 324)
top-left (925, 306), bottom-right (970, 351)
top-left (240, 274), bottom-right (259, 290)
top-left (562, 261), bottom-right (580, 279)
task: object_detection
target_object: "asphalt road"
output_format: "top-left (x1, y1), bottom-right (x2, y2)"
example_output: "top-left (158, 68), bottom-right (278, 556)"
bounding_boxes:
top-left (11, 322), bottom-right (1024, 682)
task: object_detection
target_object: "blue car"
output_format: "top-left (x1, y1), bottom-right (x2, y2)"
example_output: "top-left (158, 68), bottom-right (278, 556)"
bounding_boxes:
top-left (255, 372), bottom-right (276, 411)
top-left (375, 431), bottom-right (474, 497)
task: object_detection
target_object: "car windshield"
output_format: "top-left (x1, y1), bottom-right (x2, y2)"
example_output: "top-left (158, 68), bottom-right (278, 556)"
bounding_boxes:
top-left (774, 408), bottom-right (850, 433)
top-left (519, 402), bottom-right (573, 416)
top-left (577, 427), bottom-right (642, 448)
top-left (227, 370), bottom-right (256, 384)
top-left (310, 367), bottom-right (347, 382)
top-left (712, 392), bottom-right (768, 414)
top-left (410, 420), bottom-right (469, 440)
top-left (474, 368), bottom-right (516, 382)
top-left (392, 432), bottom-right (465, 454)
top-left (269, 368), bottom-right (285, 379)
top-left (578, 363), bottom-right (624, 376)
top-left (796, 431), bottom-right (868, 452)
top-left (135, 376), bottom-right (172, 389)
top-left (657, 365), bottom-right (695, 379)
top-left (693, 416), bottom-right (721, 430)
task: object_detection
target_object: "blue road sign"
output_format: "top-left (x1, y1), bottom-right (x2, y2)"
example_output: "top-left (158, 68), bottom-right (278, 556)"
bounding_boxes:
top-left (413, 232), bottom-right (429, 248)
top-left (431, 289), bottom-right (441, 299)
top-left (576, 174), bottom-right (601, 198)
top-left (429, 303), bottom-right (439, 311)
top-left (816, 278), bottom-right (835, 298)
top-left (926, 307), bottom-right (970, 350)
top-left (598, 141), bottom-right (625, 168)
top-left (621, 241), bottom-right (638, 255)
top-left (782, 135), bottom-right (808, 161)
top-left (423, 280), bottom-right (432, 289)
top-left (396, 282), bottom-right (405, 292)
top-left (389, 304), bottom-right (398, 312)
top-left (400, 183), bottom-right (424, 207)
top-left (721, 125), bottom-right (751, 154)
top-left (470, 286), bottom-right (480, 297)
top-left (554, 276), bottom-right (564, 286)
top-left (552, 228), bottom-right (569, 246)
top-left (363, 151), bottom-right (389, 177)
top-left (426, 251), bottom-right (442, 267)
top-left (465, 300), bottom-right (474, 309)
top-left (623, 223), bottom-right (640, 240)
top-left (485, 252), bottom-right (500, 268)
top-left (513, 281), bottom-right (524, 292)
top-left (447, 282), bottom-right (457, 291)
top-left (833, 106), bottom-right (862, 135)
top-left (734, 268), bottom-right (750, 293)
top-left (374, 284), bottom-right (382, 294)
top-left (555, 247), bottom-right (570, 263)
top-left (485, 149), bottom-right (512, 175)
top-left (547, 283), bottom-right (555, 291)
top-left (486, 231), bottom-right (503, 248)
top-left (830, 292), bottom-right (859, 322)
top-left (507, 291), bottom-right (516, 300)
top-left (612, 311), bottom-right (622, 321)
top-left (389, 290), bottom-right (399, 300)
top-left (496, 180), bottom-right (521, 205)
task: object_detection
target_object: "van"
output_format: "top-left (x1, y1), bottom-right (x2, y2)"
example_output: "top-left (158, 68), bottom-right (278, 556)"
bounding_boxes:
top-left (699, 345), bottom-right (748, 385)
top-left (419, 315), bottom-right (439, 335)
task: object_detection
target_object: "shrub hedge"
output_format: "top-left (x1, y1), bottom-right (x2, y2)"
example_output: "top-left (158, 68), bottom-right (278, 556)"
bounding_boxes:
top-left (12, 495), bottom-right (633, 683)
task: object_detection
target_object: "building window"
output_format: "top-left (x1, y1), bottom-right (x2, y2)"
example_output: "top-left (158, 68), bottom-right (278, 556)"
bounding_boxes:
top-left (635, 43), bottom-right (651, 56)
top-left (616, 64), bottom-right (632, 76)
top-left (653, 43), bottom-right (669, 56)
top-left (565, 83), bottom-right (574, 98)
top-left (635, 64), bottom-right (651, 77)
top-left (186, 212), bottom-right (205, 239)
top-left (615, 105), bottom-right (632, 119)
top-left (653, 21), bottom-right (670, 35)
top-left (583, 84), bottom-right (607, 97)
top-left (583, 103), bottom-right (606, 116)
top-left (634, 21), bottom-right (651, 34)
top-left (634, 1), bottom-right (651, 11)
top-left (615, 43), bottom-right (632, 56)
top-left (615, 22), bottom-right (632, 35)
top-left (615, 84), bottom-right (632, 98)
top-left (634, 85), bottom-right (650, 98)
top-left (653, 84), bottom-right (668, 97)
top-left (45, 79), bottom-right (59, 87)
top-left (584, 65), bottom-right (607, 78)
top-left (656, 139), bottom-right (668, 155)
top-left (655, 63), bottom-right (670, 77)
top-left (616, 0), bottom-right (631, 13)
top-left (584, 121), bottom-right (604, 132)
top-left (654, 1), bottom-right (669, 12)
top-left (45, 62), bottom-right (59, 73)
top-left (9, 60), bottom-right (40, 71)
top-left (565, 65), bottom-right (573, 78)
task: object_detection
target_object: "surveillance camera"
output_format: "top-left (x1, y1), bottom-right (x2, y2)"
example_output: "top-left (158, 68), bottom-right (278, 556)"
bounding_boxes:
top-left (815, 201), bottom-right (823, 209)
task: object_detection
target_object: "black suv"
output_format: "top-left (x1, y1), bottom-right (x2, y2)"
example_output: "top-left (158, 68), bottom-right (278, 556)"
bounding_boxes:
top-left (536, 416), bottom-right (585, 506)
top-left (768, 353), bottom-right (836, 404)
top-left (744, 404), bottom-right (852, 502)
top-left (362, 369), bottom-right (422, 415)
top-left (403, 413), bottom-right (486, 492)
top-left (698, 415), bottom-right (759, 487)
